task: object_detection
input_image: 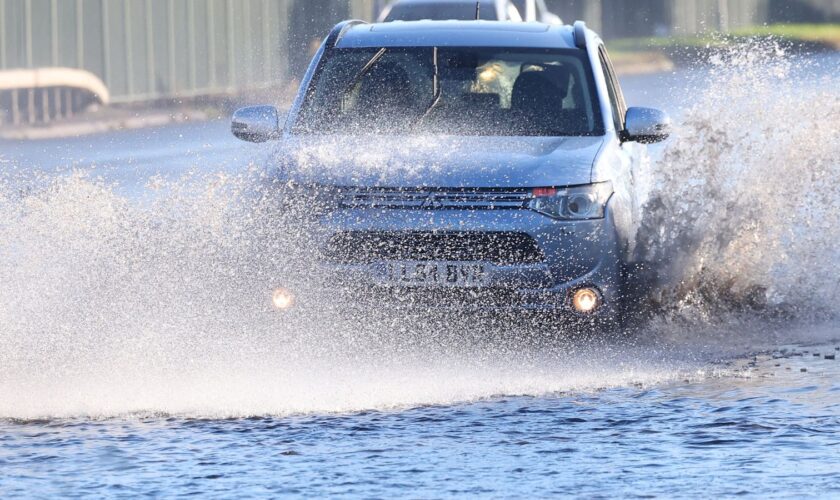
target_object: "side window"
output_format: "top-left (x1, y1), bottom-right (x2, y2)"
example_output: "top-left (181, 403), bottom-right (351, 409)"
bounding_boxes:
top-left (598, 45), bottom-right (627, 133)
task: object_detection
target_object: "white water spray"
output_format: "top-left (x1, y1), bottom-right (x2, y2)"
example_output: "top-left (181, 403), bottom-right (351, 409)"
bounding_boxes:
top-left (0, 43), bottom-right (837, 419)
top-left (635, 42), bottom-right (840, 320)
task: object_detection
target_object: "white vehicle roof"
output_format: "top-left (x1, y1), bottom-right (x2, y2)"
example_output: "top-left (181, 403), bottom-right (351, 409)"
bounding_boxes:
top-left (378, 0), bottom-right (522, 23)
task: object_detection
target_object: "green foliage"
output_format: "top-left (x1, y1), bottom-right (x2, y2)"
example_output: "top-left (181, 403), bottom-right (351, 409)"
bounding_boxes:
top-left (606, 23), bottom-right (840, 55)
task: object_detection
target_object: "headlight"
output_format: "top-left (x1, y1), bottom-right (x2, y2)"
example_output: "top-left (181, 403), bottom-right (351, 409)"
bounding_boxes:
top-left (527, 182), bottom-right (613, 220)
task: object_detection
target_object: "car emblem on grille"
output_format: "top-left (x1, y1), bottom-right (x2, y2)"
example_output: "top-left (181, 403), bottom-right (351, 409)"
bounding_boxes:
top-left (420, 193), bottom-right (442, 209)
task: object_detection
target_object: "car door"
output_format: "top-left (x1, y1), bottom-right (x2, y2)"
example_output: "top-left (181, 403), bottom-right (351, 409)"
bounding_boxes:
top-left (597, 44), bottom-right (648, 262)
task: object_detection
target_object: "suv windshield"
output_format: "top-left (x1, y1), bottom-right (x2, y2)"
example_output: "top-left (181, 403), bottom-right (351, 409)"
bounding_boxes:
top-left (293, 47), bottom-right (604, 137)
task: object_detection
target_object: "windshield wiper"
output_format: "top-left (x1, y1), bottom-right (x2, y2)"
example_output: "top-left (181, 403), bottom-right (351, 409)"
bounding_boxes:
top-left (412, 47), bottom-right (441, 130)
top-left (343, 48), bottom-right (388, 96)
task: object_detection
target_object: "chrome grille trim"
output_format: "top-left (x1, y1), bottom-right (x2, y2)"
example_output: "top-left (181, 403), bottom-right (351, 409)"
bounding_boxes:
top-left (337, 188), bottom-right (531, 210)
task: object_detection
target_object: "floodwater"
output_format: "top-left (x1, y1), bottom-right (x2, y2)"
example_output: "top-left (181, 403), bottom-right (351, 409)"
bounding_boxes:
top-left (0, 344), bottom-right (838, 498)
top-left (0, 47), bottom-right (838, 497)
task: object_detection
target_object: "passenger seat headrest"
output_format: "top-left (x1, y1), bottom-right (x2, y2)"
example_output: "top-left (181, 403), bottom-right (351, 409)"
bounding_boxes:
top-left (511, 71), bottom-right (567, 112)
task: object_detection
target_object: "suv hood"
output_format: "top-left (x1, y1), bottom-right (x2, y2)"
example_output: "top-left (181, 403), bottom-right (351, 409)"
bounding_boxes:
top-left (274, 135), bottom-right (604, 188)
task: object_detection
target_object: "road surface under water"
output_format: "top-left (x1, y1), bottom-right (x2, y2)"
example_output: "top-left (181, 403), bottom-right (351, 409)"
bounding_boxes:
top-left (0, 49), bottom-right (838, 497)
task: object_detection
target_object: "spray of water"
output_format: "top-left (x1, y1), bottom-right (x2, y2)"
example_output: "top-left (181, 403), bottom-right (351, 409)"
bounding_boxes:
top-left (0, 42), bottom-right (837, 419)
top-left (635, 41), bottom-right (840, 323)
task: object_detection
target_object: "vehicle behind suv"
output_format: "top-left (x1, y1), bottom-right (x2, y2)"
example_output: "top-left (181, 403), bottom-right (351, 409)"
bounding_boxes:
top-left (231, 20), bottom-right (670, 326)
top-left (378, 0), bottom-right (523, 22)
top-left (511, 0), bottom-right (562, 24)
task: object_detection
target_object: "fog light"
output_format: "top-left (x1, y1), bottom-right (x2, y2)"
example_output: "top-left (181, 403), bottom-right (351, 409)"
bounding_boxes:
top-left (272, 287), bottom-right (295, 310)
top-left (571, 287), bottom-right (601, 314)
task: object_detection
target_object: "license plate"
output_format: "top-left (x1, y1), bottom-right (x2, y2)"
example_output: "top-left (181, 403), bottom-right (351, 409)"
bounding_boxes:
top-left (382, 262), bottom-right (487, 287)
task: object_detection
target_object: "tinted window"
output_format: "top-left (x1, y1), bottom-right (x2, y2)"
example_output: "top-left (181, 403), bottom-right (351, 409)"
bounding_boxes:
top-left (294, 47), bottom-right (604, 137)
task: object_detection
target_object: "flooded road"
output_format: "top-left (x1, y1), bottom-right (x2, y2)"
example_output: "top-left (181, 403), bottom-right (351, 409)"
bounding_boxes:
top-left (0, 48), bottom-right (838, 497)
top-left (1, 339), bottom-right (838, 497)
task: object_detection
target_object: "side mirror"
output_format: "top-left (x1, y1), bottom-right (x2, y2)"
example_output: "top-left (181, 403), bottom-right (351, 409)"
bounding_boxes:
top-left (624, 107), bottom-right (671, 144)
top-left (231, 105), bottom-right (281, 142)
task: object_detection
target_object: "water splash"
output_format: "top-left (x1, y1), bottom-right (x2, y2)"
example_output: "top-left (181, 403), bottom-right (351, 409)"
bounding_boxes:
top-left (635, 41), bottom-right (840, 321)
top-left (0, 171), bottom-right (706, 419)
top-left (0, 42), bottom-right (838, 419)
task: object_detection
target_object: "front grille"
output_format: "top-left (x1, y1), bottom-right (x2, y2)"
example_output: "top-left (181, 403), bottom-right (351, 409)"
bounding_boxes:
top-left (323, 231), bottom-right (545, 265)
top-left (338, 187), bottom-right (531, 210)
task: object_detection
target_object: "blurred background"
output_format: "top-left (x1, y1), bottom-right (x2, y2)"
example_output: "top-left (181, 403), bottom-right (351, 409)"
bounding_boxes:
top-left (0, 0), bottom-right (837, 131)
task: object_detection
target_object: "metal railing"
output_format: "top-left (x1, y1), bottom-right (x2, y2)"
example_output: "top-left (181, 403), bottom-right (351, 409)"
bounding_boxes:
top-left (0, 0), bottom-right (294, 106)
top-left (0, 67), bottom-right (108, 124)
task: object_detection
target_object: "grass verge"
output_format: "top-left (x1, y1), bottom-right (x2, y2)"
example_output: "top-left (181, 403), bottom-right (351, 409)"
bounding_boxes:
top-left (606, 23), bottom-right (840, 72)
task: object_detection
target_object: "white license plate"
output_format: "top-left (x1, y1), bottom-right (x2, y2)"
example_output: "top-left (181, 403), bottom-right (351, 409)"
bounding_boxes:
top-left (382, 262), bottom-right (487, 287)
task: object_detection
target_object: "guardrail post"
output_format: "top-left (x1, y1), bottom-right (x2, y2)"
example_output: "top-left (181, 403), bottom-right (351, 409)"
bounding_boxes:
top-left (40, 87), bottom-right (49, 123)
top-left (63, 87), bottom-right (73, 118)
top-left (11, 89), bottom-right (20, 125)
top-left (53, 87), bottom-right (60, 118)
top-left (73, 88), bottom-right (81, 116)
top-left (26, 88), bottom-right (34, 124)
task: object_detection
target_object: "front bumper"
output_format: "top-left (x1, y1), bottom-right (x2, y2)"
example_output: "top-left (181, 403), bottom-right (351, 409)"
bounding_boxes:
top-left (312, 204), bottom-right (623, 316)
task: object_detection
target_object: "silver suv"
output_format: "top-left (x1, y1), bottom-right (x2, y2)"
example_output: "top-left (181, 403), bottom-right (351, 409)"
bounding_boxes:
top-left (232, 20), bottom-right (670, 324)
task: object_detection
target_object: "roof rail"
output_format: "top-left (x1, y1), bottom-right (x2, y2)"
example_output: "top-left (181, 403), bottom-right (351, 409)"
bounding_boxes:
top-left (326, 19), bottom-right (368, 48)
top-left (573, 20), bottom-right (587, 49)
